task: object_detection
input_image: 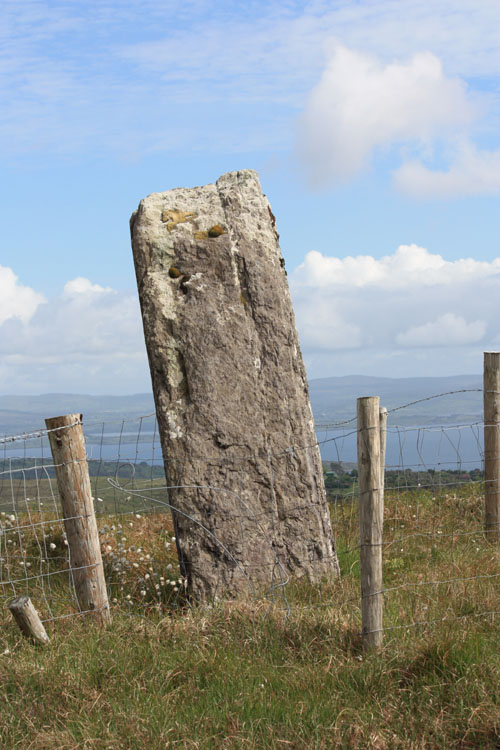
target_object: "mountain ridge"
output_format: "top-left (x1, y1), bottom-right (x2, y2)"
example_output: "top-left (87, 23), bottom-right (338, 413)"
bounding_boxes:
top-left (0, 373), bottom-right (483, 436)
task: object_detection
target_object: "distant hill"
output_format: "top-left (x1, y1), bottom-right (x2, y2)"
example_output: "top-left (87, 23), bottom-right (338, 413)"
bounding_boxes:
top-left (0, 393), bottom-right (155, 436)
top-left (0, 373), bottom-right (483, 437)
top-left (309, 373), bottom-right (482, 427)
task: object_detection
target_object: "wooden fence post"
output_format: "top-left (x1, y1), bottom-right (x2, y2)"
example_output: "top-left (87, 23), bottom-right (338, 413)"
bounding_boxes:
top-left (484, 353), bottom-right (500, 541)
top-left (8, 596), bottom-right (50, 645)
top-left (357, 396), bottom-right (383, 649)
top-left (45, 414), bottom-right (111, 625)
top-left (379, 406), bottom-right (388, 504)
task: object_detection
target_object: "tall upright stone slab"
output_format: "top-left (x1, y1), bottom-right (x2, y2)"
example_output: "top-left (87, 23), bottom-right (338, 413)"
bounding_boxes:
top-left (130, 169), bottom-right (339, 600)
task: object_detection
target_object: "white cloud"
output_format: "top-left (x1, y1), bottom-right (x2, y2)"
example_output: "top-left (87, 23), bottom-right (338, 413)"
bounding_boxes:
top-left (2, 1), bottom-right (500, 161)
top-left (0, 274), bottom-right (149, 393)
top-left (396, 313), bottom-right (486, 347)
top-left (290, 244), bottom-right (500, 377)
top-left (298, 299), bottom-right (361, 351)
top-left (297, 45), bottom-right (474, 187)
top-left (1, 246), bottom-right (498, 392)
top-left (0, 265), bottom-right (45, 325)
top-left (293, 245), bottom-right (500, 289)
top-left (394, 144), bottom-right (500, 197)
top-left (63, 277), bottom-right (113, 297)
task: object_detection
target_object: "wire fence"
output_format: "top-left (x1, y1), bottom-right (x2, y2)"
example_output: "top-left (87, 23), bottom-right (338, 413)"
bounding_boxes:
top-left (1, 388), bottom-right (499, 644)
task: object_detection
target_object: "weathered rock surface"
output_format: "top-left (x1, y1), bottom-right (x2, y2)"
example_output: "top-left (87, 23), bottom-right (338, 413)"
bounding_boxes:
top-left (130, 169), bottom-right (339, 601)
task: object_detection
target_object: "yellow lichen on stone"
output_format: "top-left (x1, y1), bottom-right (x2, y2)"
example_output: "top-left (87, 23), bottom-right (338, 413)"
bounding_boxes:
top-left (208, 225), bottom-right (226, 238)
top-left (194, 230), bottom-right (209, 240)
top-left (161, 209), bottom-right (197, 231)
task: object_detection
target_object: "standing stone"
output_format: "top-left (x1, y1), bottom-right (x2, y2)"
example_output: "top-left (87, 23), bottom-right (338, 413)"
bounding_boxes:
top-left (130, 169), bottom-right (339, 601)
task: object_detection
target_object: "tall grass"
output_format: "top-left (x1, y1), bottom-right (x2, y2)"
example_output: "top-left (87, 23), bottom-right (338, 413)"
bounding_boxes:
top-left (1, 482), bottom-right (499, 748)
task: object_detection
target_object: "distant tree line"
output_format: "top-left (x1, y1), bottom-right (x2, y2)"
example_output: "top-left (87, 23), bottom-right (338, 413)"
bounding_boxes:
top-left (323, 462), bottom-right (484, 499)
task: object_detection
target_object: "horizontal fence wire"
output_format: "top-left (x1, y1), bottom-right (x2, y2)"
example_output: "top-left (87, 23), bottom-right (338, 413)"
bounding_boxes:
top-left (0, 387), bottom-right (498, 640)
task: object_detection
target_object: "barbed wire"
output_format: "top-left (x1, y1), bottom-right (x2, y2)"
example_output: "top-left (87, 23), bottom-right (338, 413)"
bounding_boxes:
top-left (0, 418), bottom-right (81, 446)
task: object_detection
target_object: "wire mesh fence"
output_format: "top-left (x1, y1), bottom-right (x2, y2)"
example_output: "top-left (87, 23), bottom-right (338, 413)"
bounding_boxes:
top-left (1, 388), bottom-right (499, 645)
top-left (320, 394), bottom-right (500, 643)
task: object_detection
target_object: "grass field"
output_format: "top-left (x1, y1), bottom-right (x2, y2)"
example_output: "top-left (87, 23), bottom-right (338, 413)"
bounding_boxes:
top-left (1, 481), bottom-right (500, 748)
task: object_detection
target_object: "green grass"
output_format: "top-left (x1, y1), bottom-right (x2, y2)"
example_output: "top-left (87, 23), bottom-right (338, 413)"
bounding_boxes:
top-left (1, 482), bottom-right (500, 748)
top-left (1, 605), bottom-right (499, 748)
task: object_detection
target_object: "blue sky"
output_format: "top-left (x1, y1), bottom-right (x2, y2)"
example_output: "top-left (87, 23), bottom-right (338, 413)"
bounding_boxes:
top-left (1, 0), bottom-right (500, 393)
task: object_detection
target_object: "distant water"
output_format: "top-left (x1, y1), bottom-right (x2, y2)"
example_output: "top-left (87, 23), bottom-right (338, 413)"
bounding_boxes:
top-left (2, 424), bottom-right (484, 473)
top-left (317, 423), bottom-right (483, 471)
top-left (1, 435), bottom-right (162, 465)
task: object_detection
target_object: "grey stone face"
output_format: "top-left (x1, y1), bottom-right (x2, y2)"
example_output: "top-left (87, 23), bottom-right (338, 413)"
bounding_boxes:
top-left (131, 169), bottom-right (339, 601)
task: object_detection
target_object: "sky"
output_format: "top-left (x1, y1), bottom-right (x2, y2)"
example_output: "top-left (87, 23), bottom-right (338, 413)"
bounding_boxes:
top-left (1, 0), bottom-right (500, 394)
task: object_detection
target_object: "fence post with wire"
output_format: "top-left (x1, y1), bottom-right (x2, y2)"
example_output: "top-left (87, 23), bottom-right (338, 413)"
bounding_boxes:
top-left (45, 414), bottom-right (111, 625)
top-left (484, 352), bottom-right (500, 541)
top-left (357, 396), bottom-right (384, 650)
